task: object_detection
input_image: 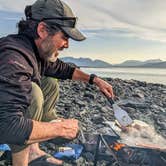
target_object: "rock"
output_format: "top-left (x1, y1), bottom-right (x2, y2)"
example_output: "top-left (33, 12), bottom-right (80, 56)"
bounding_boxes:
top-left (100, 107), bottom-right (111, 113)
top-left (75, 100), bottom-right (86, 107)
top-left (83, 92), bottom-right (95, 100)
top-left (132, 89), bottom-right (145, 98)
top-left (120, 100), bottom-right (149, 109)
top-left (91, 114), bottom-right (104, 124)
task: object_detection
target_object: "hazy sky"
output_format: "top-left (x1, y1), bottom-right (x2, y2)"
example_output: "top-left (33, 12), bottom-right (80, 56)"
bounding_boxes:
top-left (0, 0), bottom-right (166, 64)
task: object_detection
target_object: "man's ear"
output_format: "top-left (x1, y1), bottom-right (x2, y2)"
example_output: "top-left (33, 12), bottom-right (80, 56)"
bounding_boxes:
top-left (37, 22), bottom-right (48, 39)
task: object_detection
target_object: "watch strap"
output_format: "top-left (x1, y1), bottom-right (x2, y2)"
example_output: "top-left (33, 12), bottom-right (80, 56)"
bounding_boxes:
top-left (89, 74), bottom-right (97, 85)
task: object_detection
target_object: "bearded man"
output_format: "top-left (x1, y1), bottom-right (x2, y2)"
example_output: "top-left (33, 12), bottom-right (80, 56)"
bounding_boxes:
top-left (0, 0), bottom-right (114, 165)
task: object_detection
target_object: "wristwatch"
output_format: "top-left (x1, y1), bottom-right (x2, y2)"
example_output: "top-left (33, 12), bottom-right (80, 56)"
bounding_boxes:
top-left (89, 74), bottom-right (97, 85)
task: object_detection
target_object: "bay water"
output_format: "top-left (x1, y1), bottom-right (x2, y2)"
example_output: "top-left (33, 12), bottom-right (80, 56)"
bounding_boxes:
top-left (81, 67), bottom-right (166, 85)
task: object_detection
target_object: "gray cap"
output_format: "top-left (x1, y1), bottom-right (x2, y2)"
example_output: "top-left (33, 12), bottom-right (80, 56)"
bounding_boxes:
top-left (26, 0), bottom-right (86, 41)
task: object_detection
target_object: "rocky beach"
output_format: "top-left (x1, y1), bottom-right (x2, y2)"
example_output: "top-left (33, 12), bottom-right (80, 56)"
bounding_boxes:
top-left (56, 78), bottom-right (166, 138)
top-left (0, 78), bottom-right (166, 166)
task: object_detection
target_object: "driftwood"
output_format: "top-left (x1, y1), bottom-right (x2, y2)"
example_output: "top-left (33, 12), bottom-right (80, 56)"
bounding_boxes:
top-left (135, 143), bottom-right (166, 151)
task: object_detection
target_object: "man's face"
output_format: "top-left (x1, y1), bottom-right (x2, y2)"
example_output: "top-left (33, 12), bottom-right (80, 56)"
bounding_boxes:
top-left (38, 31), bottom-right (69, 62)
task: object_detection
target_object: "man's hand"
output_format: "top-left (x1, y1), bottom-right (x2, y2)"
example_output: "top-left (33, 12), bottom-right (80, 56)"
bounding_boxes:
top-left (94, 77), bottom-right (114, 98)
top-left (28, 119), bottom-right (79, 144)
top-left (72, 69), bottom-right (114, 98)
top-left (57, 119), bottom-right (79, 140)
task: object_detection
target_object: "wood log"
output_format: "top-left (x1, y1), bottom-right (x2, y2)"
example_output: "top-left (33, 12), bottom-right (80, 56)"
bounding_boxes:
top-left (135, 143), bottom-right (166, 151)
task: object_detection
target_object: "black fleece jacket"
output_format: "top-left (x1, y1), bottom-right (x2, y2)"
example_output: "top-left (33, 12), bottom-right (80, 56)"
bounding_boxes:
top-left (0, 34), bottom-right (75, 145)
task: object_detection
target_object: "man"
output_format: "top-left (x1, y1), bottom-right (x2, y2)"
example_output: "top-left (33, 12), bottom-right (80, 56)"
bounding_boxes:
top-left (0, 0), bottom-right (114, 165)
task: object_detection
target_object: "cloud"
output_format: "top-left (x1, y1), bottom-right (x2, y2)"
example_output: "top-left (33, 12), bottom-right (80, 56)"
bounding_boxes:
top-left (63, 0), bottom-right (166, 42)
top-left (0, 0), bottom-right (34, 12)
top-left (1, 0), bottom-right (166, 42)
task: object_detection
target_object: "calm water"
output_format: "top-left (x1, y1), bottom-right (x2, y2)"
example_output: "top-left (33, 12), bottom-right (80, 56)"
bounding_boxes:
top-left (81, 67), bottom-right (166, 85)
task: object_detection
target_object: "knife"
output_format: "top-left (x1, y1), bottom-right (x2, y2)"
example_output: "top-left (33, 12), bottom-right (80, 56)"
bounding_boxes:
top-left (107, 97), bottom-right (133, 127)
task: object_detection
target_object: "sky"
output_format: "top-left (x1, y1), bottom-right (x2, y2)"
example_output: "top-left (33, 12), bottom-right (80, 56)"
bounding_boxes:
top-left (0, 0), bottom-right (166, 64)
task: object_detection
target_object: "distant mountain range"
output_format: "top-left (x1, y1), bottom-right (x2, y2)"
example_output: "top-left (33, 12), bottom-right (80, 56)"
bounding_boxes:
top-left (61, 57), bottom-right (166, 68)
top-left (61, 57), bottom-right (112, 68)
top-left (115, 59), bottom-right (162, 67)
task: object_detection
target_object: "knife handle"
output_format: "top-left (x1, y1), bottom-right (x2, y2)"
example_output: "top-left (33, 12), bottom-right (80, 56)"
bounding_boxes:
top-left (108, 97), bottom-right (115, 105)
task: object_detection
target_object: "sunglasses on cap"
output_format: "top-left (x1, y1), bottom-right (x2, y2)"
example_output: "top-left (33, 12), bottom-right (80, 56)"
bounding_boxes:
top-left (29, 17), bottom-right (77, 28)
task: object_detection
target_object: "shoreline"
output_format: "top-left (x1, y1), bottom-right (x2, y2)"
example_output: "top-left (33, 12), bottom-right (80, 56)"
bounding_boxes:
top-left (80, 68), bottom-right (166, 85)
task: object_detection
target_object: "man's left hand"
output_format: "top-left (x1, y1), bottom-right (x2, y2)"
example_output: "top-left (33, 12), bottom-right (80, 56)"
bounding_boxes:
top-left (94, 77), bottom-right (114, 98)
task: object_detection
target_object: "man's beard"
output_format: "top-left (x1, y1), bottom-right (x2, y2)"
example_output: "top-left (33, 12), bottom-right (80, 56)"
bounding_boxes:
top-left (38, 36), bottom-right (58, 62)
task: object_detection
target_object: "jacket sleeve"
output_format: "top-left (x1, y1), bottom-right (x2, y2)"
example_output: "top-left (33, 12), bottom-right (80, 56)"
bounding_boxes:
top-left (44, 58), bottom-right (76, 80)
top-left (0, 49), bottom-right (33, 145)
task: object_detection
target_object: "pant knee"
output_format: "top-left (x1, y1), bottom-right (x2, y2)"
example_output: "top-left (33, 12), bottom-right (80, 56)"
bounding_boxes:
top-left (41, 77), bottom-right (59, 100)
top-left (31, 82), bottom-right (44, 107)
top-left (42, 77), bottom-right (59, 90)
top-left (28, 82), bottom-right (44, 120)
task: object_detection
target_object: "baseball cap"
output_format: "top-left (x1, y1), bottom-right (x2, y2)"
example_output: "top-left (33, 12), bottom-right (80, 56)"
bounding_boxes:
top-left (25, 0), bottom-right (86, 41)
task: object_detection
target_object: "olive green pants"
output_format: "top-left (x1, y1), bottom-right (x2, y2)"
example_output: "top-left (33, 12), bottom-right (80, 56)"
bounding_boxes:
top-left (10, 76), bottom-right (59, 153)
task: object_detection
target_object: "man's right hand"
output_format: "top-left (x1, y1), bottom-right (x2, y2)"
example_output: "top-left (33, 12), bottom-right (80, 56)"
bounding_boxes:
top-left (56, 119), bottom-right (79, 140)
top-left (28, 119), bottom-right (79, 144)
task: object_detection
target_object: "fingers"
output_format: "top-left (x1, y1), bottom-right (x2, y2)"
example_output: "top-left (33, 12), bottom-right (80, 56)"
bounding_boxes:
top-left (101, 83), bottom-right (114, 98)
top-left (106, 83), bottom-right (114, 97)
top-left (60, 119), bottom-right (79, 140)
top-left (103, 86), bottom-right (114, 98)
top-left (95, 77), bottom-right (114, 98)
